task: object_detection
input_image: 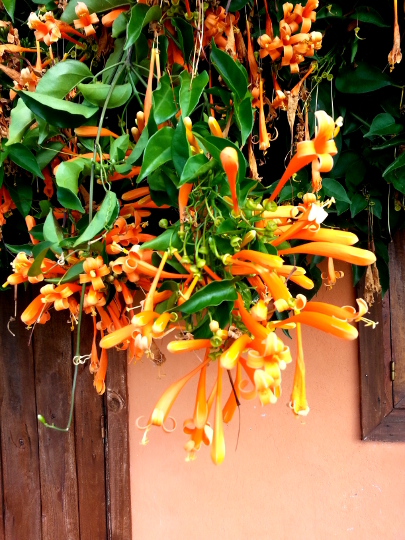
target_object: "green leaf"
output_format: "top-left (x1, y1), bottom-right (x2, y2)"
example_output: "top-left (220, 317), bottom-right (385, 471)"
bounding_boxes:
top-left (74, 191), bottom-right (118, 246)
top-left (61, 0), bottom-right (129, 23)
top-left (2, 0), bottom-right (15, 20)
top-left (179, 154), bottom-right (215, 186)
top-left (78, 82), bottom-right (131, 109)
top-left (179, 70), bottom-right (209, 119)
top-left (112, 11), bottom-right (128, 37)
top-left (103, 37), bottom-right (125, 84)
top-left (43, 209), bottom-right (63, 246)
top-left (349, 7), bottom-right (389, 27)
top-left (35, 142), bottom-right (64, 171)
top-left (55, 158), bottom-right (90, 212)
top-left (336, 63), bottom-right (392, 94)
top-left (18, 92), bottom-right (98, 129)
top-left (141, 226), bottom-right (182, 251)
top-left (125, 4), bottom-right (162, 50)
top-left (138, 127), bottom-right (174, 181)
top-left (5, 243), bottom-right (33, 256)
top-left (153, 74), bottom-right (179, 124)
top-left (171, 18), bottom-right (194, 64)
top-left (36, 200), bottom-right (52, 219)
top-left (383, 152), bottom-right (405, 177)
top-left (57, 187), bottom-right (85, 213)
top-left (322, 178), bottom-right (351, 203)
top-left (194, 134), bottom-right (246, 184)
top-left (7, 100), bottom-right (35, 145)
top-left (36, 60), bottom-right (92, 99)
top-left (193, 300), bottom-right (233, 339)
top-left (372, 134), bottom-right (405, 150)
top-left (59, 261), bottom-right (85, 284)
top-left (28, 224), bottom-right (44, 241)
top-left (178, 279), bottom-right (237, 314)
top-left (127, 126), bottom-right (149, 166)
top-left (7, 179), bottom-right (32, 217)
top-left (350, 193), bottom-right (367, 218)
top-left (110, 134), bottom-right (129, 162)
top-left (210, 42), bottom-right (248, 100)
top-left (364, 113), bottom-right (403, 138)
top-left (171, 119), bottom-right (189, 177)
top-left (28, 241), bottom-right (54, 277)
top-left (7, 144), bottom-right (44, 178)
top-left (234, 95), bottom-right (253, 146)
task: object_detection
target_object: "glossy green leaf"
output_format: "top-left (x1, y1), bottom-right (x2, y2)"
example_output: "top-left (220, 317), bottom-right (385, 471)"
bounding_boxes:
top-left (78, 82), bottom-right (131, 109)
top-left (179, 154), bottom-right (215, 186)
top-left (193, 300), bottom-right (233, 339)
top-left (28, 224), bottom-right (44, 241)
top-left (61, 0), bottom-right (129, 23)
top-left (349, 7), bottom-right (389, 27)
top-left (211, 42), bottom-right (248, 100)
top-left (27, 241), bottom-right (54, 277)
top-left (194, 134), bottom-right (246, 184)
top-left (350, 193), bottom-right (367, 218)
top-left (153, 74), bottom-right (178, 124)
top-left (6, 100), bottom-right (35, 145)
top-left (234, 95), bottom-right (253, 146)
top-left (383, 150), bottom-right (405, 178)
top-left (103, 37), bottom-right (125, 83)
top-left (55, 158), bottom-right (90, 212)
top-left (322, 178), bottom-right (351, 203)
top-left (171, 119), bottom-right (189, 177)
top-left (336, 63), bottom-right (392, 94)
top-left (57, 187), bottom-right (85, 213)
top-left (59, 261), bottom-right (85, 284)
top-left (2, 0), bottom-right (15, 20)
top-left (128, 126), bottom-right (149, 166)
top-left (125, 4), bottom-right (162, 49)
top-left (171, 18), bottom-right (194, 64)
top-left (141, 226), bottom-right (182, 251)
top-left (36, 60), bottom-right (92, 99)
top-left (179, 70), bottom-right (209, 118)
top-left (110, 134), bottom-right (129, 162)
top-left (372, 134), bottom-right (405, 151)
top-left (18, 92), bottom-right (98, 129)
top-left (43, 210), bottom-right (63, 246)
top-left (178, 279), bottom-right (237, 314)
top-left (7, 179), bottom-right (32, 217)
top-left (5, 243), bottom-right (33, 256)
top-left (138, 127), bottom-right (174, 181)
top-left (74, 191), bottom-right (118, 246)
top-left (112, 11), bottom-right (128, 37)
top-left (7, 144), bottom-right (44, 179)
top-left (35, 142), bottom-right (64, 171)
top-left (364, 113), bottom-right (403, 138)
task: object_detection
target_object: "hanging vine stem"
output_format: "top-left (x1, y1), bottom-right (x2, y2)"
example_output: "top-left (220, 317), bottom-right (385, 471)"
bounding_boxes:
top-left (38, 283), bottom-right (86, 432)
top-left (38, 46), bottom-right (134, 432)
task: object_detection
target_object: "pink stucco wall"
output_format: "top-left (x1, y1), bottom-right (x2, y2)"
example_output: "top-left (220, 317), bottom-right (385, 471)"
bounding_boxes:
top-left (128, 263), bottom-right (405, 540)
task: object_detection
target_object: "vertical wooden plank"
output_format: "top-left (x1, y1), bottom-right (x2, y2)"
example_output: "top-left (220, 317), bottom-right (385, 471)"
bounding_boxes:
top-left (73, 314), bottom-right (107, 540)
top-left (0, 288), bottom-right (42, 540)
top-left (388, 230), bottom-right (405, 406)
top-left (105, 349), bottom-right (131, 540)
top-left (381, 291), bottom-right (393, 417)
top-left (0, 430), bottom-right (4, 540)
top-left (357, 280), bottom-right (386, 439)
top-left (33, 307), bottom-right (80, 540)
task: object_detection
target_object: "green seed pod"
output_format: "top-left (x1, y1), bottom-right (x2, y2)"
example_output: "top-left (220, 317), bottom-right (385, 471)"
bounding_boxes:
top-left (210, 335), bottom-right (223, 348)
top-left (159, 219), bottom-right (169, 229)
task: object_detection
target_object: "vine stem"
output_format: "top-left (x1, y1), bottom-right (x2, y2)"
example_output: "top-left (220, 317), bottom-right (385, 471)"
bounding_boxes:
top-left (39, 46), bottom-right (134, 432)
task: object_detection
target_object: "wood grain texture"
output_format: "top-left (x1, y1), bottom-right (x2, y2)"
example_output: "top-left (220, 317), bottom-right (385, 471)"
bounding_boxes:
top-left (357, 281), bottom-right (388, 439)
top-left (73, 314), bottom-right (107, 540)
top-left (105, 348), bottom-right (132, 540)
top-left (0, 287), bottom-right (42, 540)
top-left (33, 307), bottom-right (80, 540)
top-left (0, 431), bottom-right (4, 540)
top-left (388, 230), bottom-right (405, 406)
top-left (366, 408), bottom-right (405, 442)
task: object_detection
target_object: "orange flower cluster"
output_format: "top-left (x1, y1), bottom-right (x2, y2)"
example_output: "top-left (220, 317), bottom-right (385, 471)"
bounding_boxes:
top-left (258, 0), bottom-right (322, 73)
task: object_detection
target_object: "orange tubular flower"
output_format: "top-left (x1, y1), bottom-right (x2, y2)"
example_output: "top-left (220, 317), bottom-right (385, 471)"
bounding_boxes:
top-left (75, 126), bottom-right (119, 139)
top-left (289, 323), bottom-right (309, 416)
top-left (271, 111), bottom-right (337, 200)
top-left (220, 334), bottom-right (252, 370)
top-left (40, 283), bottom-right (81, 311)
top-left (270, 311), bottom-right (358, 340)
top-left (89, 316), bottom-right (100, 374)
top-left (208, 117), bottom-right (223, 138)
top-left (144, 48), bottom-right (156, 124)
top-left (184, 381), bottom-right (217, 461)
top-left (101, 8), bottom-right (129, 27)
top-left (42, 166), bottom-right (54, 199)
top-left (278, 242), bottom-right (376, 266)
top-left (211, 361), bottom-right (225, 465)
top-left (193, 352), bottom-right (209, 429)
top-left (80, 256), bottom-right (110, 290)
top-left (388, 0), bottom-right (402, 71)
top-left (259, 76), bottom-right (270, 151)
top-left (25, 216), bottom-right (39, 245)
top-left (21, 294), bottom-right (47, 326)
top-left (179, 183), bottom-right (193, 225)
top-left (167, 339), bottom-right (212, 354)
top-left (74, 2), bottom-right (99, 36)
top-left (94, 331), bottom-right (107, 394)
top-left (220, 147), bottom-right (239, 215)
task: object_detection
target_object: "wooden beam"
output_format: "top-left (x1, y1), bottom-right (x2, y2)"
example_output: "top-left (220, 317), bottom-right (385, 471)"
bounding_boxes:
top-left (366, 408), bottom-right (405, 442)
top-left (0, 288), bottom-right (42, 540)
top-left (105, 348), bottom-right (132, 540)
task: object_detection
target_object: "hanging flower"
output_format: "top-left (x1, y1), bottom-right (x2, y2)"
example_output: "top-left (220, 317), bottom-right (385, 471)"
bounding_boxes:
top-left (74, 2), bottom-right (99, 36)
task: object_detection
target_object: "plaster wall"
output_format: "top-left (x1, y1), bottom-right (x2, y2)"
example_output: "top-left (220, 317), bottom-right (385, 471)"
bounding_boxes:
top-left (128, 263), bottom-right (405, 540)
